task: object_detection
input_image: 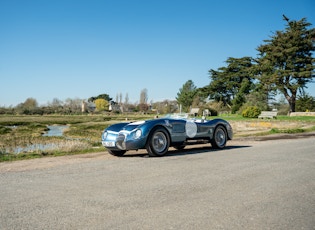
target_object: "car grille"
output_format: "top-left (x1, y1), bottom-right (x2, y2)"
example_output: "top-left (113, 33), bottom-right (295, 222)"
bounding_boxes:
top-left (116, 133), bottom-right (126, 150)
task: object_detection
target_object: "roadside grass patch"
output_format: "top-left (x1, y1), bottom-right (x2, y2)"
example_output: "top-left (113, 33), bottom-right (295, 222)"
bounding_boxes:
top-left (247, 126), bottom-right (315, 137)
top-left (269, 125), bottom-right (315, 134)
top-left (269, 128), bottom-right (305, 134)
top-left (0, 139), bottom-right (101, 162)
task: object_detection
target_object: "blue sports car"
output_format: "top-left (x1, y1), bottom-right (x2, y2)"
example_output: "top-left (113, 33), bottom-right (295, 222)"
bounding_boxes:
top-left (101, 114), bottom-right (233, 157)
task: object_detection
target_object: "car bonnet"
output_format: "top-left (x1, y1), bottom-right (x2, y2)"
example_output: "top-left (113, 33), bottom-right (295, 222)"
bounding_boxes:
top-left (122, 120), bottom-right (146, 132)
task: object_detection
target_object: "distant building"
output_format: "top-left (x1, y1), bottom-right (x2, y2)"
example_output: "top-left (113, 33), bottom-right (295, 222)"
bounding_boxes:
top-left (109, 101), bottom-right (121, 112)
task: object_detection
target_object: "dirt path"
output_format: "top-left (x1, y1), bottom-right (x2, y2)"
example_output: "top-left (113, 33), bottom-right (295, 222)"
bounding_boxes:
top-left (0, 151), bottom-right (111, 173)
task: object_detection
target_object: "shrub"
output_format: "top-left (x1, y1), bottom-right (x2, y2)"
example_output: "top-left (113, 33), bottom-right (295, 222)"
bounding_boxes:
top-left (242, 106), bottom-right (261, 118)
top-left (0, 126), bottom-right (11, 134)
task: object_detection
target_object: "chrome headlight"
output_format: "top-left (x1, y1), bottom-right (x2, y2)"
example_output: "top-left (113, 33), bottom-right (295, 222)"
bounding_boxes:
top-left (134, 129), bottom-right (142, 139)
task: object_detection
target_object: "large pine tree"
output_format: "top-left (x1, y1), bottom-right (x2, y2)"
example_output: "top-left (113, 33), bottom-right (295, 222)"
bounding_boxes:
top-left (256, 16), bottom-right (314, 112)
top-left (207, 57), bottom-right (255, 112)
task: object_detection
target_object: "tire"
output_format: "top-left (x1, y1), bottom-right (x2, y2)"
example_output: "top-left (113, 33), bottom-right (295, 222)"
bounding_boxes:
top-left (146, 127), bottom-right (170, 157)
top-left (211, 125), bottom-right (227, 149)
top-left (107, 149), bottom-right (126, 157)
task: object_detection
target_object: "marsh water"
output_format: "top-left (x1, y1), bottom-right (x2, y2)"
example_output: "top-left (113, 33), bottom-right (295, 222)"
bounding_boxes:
top-left (12, 125), bottom-right (69, 153)
top-left (42, 125), bottom-right (69, 137)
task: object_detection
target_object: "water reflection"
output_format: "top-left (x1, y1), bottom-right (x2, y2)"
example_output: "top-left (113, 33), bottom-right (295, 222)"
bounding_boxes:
top-left (14, 143), bottom-right (58, 154)
top-left (43, 125), bottom-right (69, 137)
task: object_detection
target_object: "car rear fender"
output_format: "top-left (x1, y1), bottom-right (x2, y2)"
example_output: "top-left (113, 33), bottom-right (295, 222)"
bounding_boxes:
top-left (212, 119), bottom-right (233, 140)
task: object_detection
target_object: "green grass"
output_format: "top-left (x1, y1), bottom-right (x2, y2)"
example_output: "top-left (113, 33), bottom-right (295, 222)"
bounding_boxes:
top-left (214, 114), bottom-right (315, 122)
top-left (269, 125), bottom-right (315, 134)
top-left (236, 125), bottom-right (315, 138)
top-left (269, 128), bottom-right (305, 134)
top-left (0, 125), bottom-right (12, 134)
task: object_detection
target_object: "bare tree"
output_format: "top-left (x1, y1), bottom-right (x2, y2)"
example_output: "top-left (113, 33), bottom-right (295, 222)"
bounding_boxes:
top-left (119, 93), bottom-right (123, 105)
top-left (64, 98), bottom-right (82, 114)
top-left (139, 89), bottom-right (149, 112)
top-left (140, 88), bottom-right (148, 104)
top-left (124, 93), bottom-right (129, 105)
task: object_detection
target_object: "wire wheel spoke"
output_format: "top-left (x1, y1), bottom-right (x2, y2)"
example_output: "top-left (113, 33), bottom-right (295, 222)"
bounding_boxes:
top-left (211, 126), bottom-right (227, 149)
top-left (152, 132), bottom-right (167, 152)
top-left (216, 130), bottom-right (226, 146)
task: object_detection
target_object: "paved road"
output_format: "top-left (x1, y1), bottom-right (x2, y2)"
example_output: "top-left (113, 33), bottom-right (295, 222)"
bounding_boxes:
top-left (0, 138), bottom-right (314, 230)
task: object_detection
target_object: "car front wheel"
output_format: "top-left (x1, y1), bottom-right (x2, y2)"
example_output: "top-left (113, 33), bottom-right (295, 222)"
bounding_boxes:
top-left (146, 128), bottom-right (170, 157)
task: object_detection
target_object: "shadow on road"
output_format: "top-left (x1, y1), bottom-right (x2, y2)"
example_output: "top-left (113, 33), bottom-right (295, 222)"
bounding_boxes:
top-left (122, 144), bottom-right (252, 158)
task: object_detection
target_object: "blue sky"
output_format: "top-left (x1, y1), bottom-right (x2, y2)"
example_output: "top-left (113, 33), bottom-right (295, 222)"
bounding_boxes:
top-left (0, 0), bottom-right (314, 107)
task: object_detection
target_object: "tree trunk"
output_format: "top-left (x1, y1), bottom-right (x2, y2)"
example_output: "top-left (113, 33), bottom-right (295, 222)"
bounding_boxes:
top-left (284, 90), bottom-right (296, 113)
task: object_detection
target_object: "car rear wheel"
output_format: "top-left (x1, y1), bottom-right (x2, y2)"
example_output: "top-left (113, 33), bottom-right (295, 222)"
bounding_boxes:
top-left (211, 125), bottom-right (227, 149)
top-left (146, 127), bottom-right (170, 157)
top-left (107, 149), bottom-right (126, 157)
